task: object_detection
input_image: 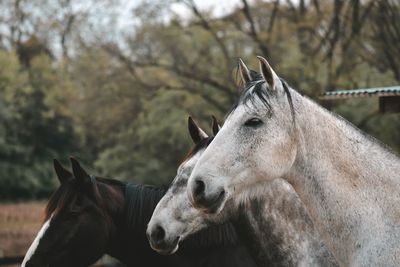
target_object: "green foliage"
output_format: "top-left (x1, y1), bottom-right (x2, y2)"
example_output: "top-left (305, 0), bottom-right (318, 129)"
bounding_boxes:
top-left (95, 89), bottom-right (214, 185)
top-left (0, 52), bottom-right (79, 200)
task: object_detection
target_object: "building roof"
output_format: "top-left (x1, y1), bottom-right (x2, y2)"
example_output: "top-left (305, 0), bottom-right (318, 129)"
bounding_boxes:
top-left (320, 86), bottom-right (400, 100)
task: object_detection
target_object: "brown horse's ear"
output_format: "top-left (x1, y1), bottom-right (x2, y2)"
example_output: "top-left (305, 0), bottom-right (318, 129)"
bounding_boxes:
top-left (188, 116), bottom-right (208, 144)
top-left (257, 56), bottom-right (279, 90)
top-left (53, 159), bottom-right (72, 184)
top-left (238, 58), bottom-right (252, 86)
top-left (70, 157), bottom-right (91, 185)
top-left (211, 115), bottom-right (221, 136)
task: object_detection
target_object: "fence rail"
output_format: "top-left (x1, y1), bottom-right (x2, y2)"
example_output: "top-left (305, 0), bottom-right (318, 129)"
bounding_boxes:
top-left (0, 256), bottom-right (23, 265)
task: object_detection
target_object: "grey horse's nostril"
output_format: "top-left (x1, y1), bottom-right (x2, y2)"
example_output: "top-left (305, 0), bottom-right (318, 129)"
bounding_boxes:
top-left (151, 224), bottom-right (166, 245)
top-left (194, 179), bottom-right (205, 199)
top-left (191, 178), bottom-right (226, 213)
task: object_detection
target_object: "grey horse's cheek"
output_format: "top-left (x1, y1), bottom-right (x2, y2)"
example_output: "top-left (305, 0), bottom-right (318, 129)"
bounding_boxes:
top-left (172, 199), bottom-right (190, 222)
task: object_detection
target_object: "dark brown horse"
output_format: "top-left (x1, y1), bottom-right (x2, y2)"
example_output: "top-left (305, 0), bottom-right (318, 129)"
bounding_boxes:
top-left (21, 158), bottom-right (256, 267)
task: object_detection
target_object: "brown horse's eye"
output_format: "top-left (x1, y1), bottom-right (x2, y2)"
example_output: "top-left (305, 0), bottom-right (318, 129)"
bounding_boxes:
top-left (244, 118), bottom-right (263, 127)
top-left (70, 210), bottom-right (80, 216)
top-left (69, 207), bottom-right (82, 217)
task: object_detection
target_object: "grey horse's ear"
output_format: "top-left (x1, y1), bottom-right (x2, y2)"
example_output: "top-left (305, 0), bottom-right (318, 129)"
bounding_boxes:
top-left (53, 159), bottom-right (72, 184)
top-left (211, 116), bottom-right (221, 136)
top-left (70, 157), bottom-right (91, 186)
top-left (257, 56), bottom-right (279, 90)
top-left (188, 116), bottom-right (208, 144)
top-left (238, 58), bottom-right (252, 86)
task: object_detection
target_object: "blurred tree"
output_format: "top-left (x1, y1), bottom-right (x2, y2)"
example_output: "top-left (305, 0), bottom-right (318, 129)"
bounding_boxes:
top-left (95, 89), bottom-right (214, 185)
top-left (95, 0), bottom-right (398, 185)
top-left (369, 0), bottom-right (400, 81)
top-left (0, 51), bottom-right (79, 200)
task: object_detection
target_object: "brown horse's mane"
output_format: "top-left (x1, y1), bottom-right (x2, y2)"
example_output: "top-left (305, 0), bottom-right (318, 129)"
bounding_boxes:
top-left (45, 179), bottom-right (77, 220)
top-left (45, 176), bottom-right (125, 225)
top-left (124, 183), bottom-right (239, 248)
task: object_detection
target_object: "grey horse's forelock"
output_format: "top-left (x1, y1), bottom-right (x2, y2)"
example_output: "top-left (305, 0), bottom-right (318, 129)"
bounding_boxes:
top-left (226, 81), bottom-right (270, 121)
top-left (227, 75), bottom-right (295, 124)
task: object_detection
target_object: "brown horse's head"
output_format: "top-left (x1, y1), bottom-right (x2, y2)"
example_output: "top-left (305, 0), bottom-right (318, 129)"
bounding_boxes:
top-left (22, 158), bottom-right (122, 267)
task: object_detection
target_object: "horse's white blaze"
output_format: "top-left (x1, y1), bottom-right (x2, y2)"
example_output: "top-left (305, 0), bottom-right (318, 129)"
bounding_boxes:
top-left (21, 215), bottom-right (52, 267)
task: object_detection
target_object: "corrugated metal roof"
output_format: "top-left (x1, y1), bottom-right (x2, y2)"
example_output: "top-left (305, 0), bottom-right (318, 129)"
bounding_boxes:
top-left (320, 86), bottom-right (400, 100)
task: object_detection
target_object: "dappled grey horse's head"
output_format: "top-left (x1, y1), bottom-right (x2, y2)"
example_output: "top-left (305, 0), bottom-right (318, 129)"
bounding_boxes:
top-left (146, 117), bottom-right (230, 254)
top-left (187, 57), bottom-right (298, 214)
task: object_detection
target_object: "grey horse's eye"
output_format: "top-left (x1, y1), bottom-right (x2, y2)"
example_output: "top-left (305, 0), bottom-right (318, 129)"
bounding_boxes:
top-left (244, 118), bottom-right (263, 127)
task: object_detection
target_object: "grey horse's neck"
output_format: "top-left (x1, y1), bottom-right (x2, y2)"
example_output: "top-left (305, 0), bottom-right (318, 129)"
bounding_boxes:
top-left (286, 89), bottom-right (400, 266)
top-left (232, 180), bottom-right (338, 267)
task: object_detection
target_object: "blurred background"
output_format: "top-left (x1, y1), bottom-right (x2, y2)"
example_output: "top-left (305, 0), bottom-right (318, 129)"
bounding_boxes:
top-left (0, 0), bottom-right (399, 265)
